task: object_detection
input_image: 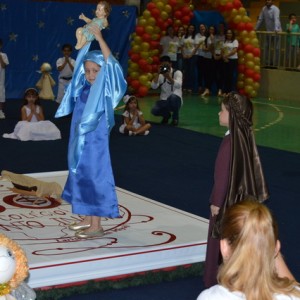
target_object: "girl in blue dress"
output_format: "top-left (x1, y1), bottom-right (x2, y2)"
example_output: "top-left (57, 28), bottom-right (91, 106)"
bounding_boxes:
top-left (56, 25), bottom-right (127, 238)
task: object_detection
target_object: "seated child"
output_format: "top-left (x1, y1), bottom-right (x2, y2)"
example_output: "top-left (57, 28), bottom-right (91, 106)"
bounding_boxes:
top-left (2, 88), bottom-right (61, 141)
top-left (119, 95), bottom-right (151, 136)
top-left (75, 1), bottom-right (111, 50)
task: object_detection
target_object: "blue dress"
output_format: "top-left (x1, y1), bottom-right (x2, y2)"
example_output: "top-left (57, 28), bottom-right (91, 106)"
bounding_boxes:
top-left (55, 45), bottom-right (127, 218)
top-left (62, 84), bottom-right (119, 218)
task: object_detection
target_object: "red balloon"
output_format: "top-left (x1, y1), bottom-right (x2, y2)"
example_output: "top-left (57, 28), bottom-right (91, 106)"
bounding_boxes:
top-left (253, 48), bottom-right (261, 57)
top-left (167, 18), bottom-right (173, 26)
top-left (130, 53), bottom-right (141, 63)
top-left (142, 33), bottom-right (152, 42)
top-left (238, 64), bottom-right (245, 73)
top-left (244, 44), bottom-right (254, 53)
top-left (168, 0), bottom-right (177, 7)
top-left (152, 56), bottom-right (160, 64)
top-left (224, 2), bottom-right (233, 11)
top-left (252, 72), bottom-right (261, 82)
top-left (147, 2), bottom-right (156, 10)
top-left (150, 40), bottom-right (160, 49)
top-left (136, 26), bottom-right (145, 36)
top-left (245, 68), bottom-right (255, 78)
top-left (181, 5), bottom-right (191, 15)
top-left (126, 76), bottom-right (133, 84)
top-left (237, 22), bottom-right (246, 31)
top-left (156, 18), bottom-right (165, 29)
top-left (233, 0), bottom-right (242, 9)
top-left (238, 88), bottom-right (246, 95)
top-left (182, 15), bottom-right (190, 25)
top-left (138, 85), bottom-right (149, 97)
top-left (151, 8), bottom-right (160, 18)
top-left (174, 10), bottom-right (182, 19)
top-left (138, 58), bottom-right (148, 68)
top-left (245, 22), bottom-right (254, 31)
top-left (131, 79), bottom-right (141, 90)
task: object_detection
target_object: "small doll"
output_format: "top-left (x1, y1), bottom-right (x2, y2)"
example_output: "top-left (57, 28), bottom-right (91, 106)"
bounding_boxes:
top-left (75, 1), bottom-right (111, 50)
top-left (35, 63), bottom-right (56, 100)
top-left (0, 233), bottom-right (36, 300)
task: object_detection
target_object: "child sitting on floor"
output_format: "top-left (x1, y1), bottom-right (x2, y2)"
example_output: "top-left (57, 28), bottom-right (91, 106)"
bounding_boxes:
top-left (2, 88), bottom-right (61, 141)
top-left (119, 95), bottom-right (151, 136)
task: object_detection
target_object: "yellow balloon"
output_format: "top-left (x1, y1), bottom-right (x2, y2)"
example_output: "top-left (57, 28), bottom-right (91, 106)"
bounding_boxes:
top-left (238, 7), bottom-right (246, 15)
top-left (254, 65), bottom-right (260, 72)
top-left (238, 57), bottom-right (245, 64)
top-left (251, 38), bottom-right (259, 47)
top-left (254, 57), bottom-right (260, 64)
top-left (130, 71), bottom-right (139, 79)
top-left (248, 30), bottom-right (257, 38)
top-left (233, 15), bottom-right (242, 24)
top-left (246, 61), bottom-right (255, 69)
top-left (245, 53), bottom-right (254, 60)
top-left (147, 73), bottom-right (153, 80)
top-left (156, 1), bottom-right (164, 9)
top-left (139, 75), bottom-right (149, 85)
top-left (143, 9), bottom-right (151, 18)
top-left (152, 33), bottom-right (160, 40)
top-left (134, 36), bottom-right (142, 44)
top-left (132, 44), bottom-right (141, 53)
top-left (237, 80), bottom-right (244, 88)
top-left (250, 90), bottom-right (257, 98)
top-left (147, 17), bottom-right (156, 26)
top-left (238, 73), bottom-right (245, 81)
top-left (147, 57), bottom-right (153, 64)
top-left (245, 85), bottom-right (253, 94)
top-left (141, 42), bottom-right (150, 51)
top-left (138, 18), bottom-right (147, 27)
top-left (230, 9), bottom-right (238, 18)
top-left (129, 62), bottom-right (139, 71)
top-left (253, 82), bottom-right (260, 90)
top-left (145, 25), bottom-right (154, 34)
top-left (238, 50), bottom-right (245, 57)
top-left (245, 77), bottom-right (254, 85)
top-left (242, 15), bottom-right (251, 23)
top-left (240, 30), bottom-right (249, 38)
top-left (242, 37), bottom-right (250, 44)
top-left (161, 11), bottom-right (168, 20)
top-left (154, 26), bottom-right (161, 34)
top-left (140, 51), bottom-right (149, 58)
top-left (151, 49), bottom-right (160, 56)
top-left (164, 4), bottom-right (172, 13)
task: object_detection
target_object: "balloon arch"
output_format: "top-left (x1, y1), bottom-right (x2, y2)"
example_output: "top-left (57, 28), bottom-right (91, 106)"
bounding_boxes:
top-left (127, 0), bottom-right (261, 98)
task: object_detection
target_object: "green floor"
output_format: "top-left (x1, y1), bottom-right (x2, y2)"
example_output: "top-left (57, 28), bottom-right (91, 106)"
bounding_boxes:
top-left (116, 94), bottom-right (300, 154)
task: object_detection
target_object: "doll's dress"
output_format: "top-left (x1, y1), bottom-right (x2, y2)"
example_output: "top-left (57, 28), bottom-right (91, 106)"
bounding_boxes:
top-left (2, 106), bottom-right (61, 141)
top-left (83, 18), bottom-right (106, 42)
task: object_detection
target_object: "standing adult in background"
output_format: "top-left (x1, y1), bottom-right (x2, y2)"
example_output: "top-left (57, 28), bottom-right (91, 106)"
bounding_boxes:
top-left (151, 55), bottom-right (183, 126)
top-left (214, 22), bottom-right (226, 97)
top-left (176, 25), bottom-right (186, 72)
top-left (255, 0), bottom-right (282, 66)
top-left (201, 25), bottom-right (216, 97)
top-left (181, 24), bottom-right (198, 94)
top-left (0, 39), bottom-right (9, 119)
top-left (195, 24), bottom-right (207, 95)
top-left (221, 29), bottom-right (238, 95)
top-left (56, 43), bottom-right (76, 103)
top-left (55, 25), bottom-right (127, 238)
top-left (160, 26), bottom-right (180, 70)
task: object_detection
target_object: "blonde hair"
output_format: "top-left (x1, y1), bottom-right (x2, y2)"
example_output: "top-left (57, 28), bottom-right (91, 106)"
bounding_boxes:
top-left (0, 234), bottom-right (29, 290)
top-left (218, 200), bottom-right (300, 300)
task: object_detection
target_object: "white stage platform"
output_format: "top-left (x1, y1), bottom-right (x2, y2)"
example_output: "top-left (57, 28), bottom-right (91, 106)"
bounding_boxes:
top-left (0, 171), bottom-right (208, 289)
